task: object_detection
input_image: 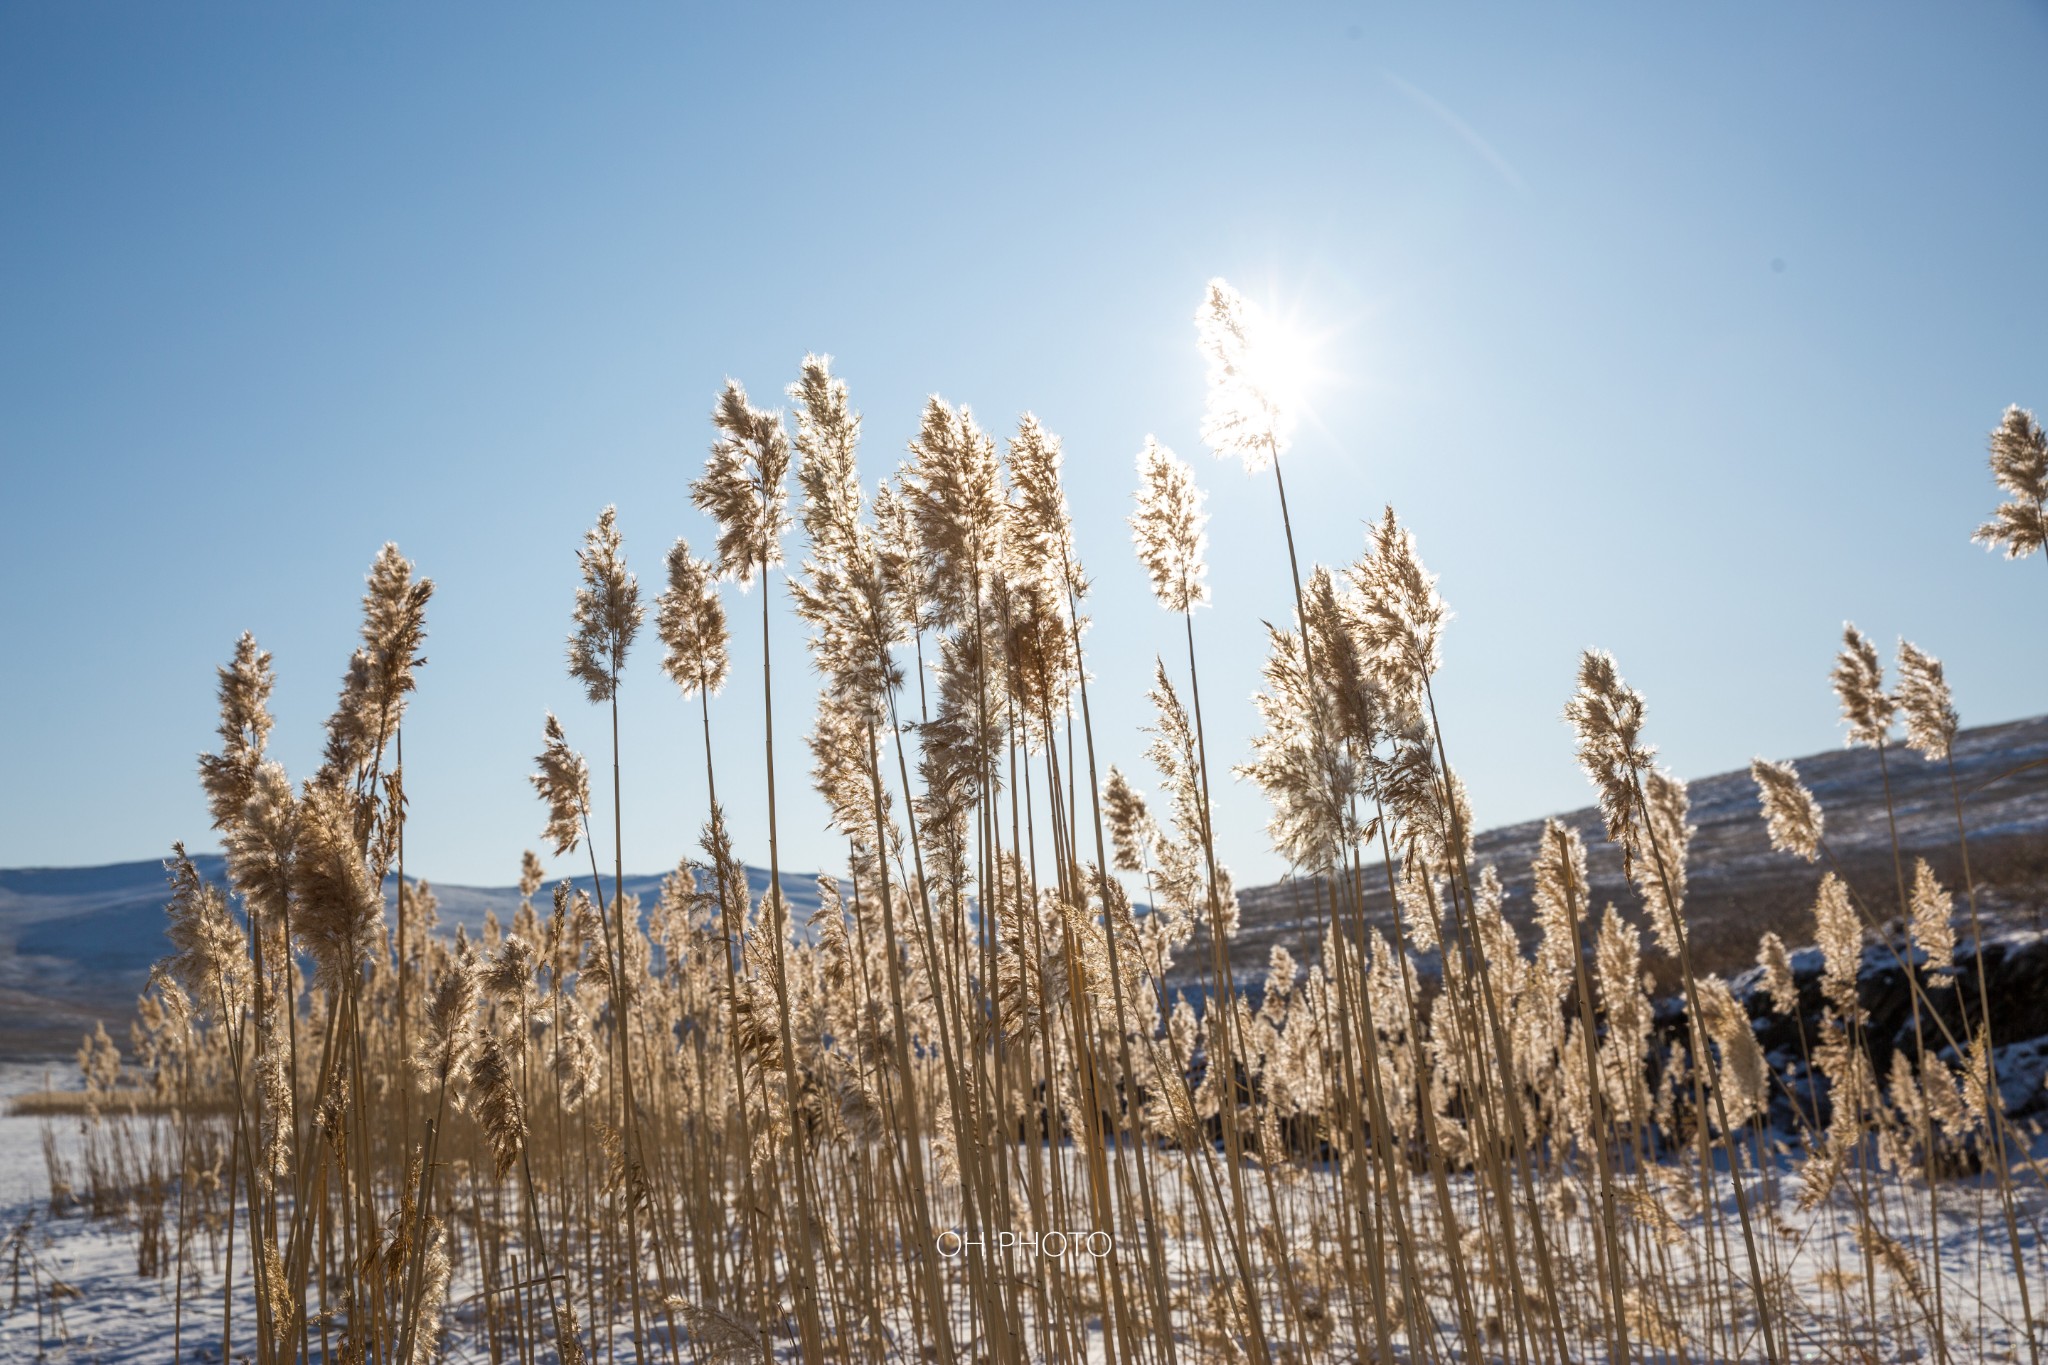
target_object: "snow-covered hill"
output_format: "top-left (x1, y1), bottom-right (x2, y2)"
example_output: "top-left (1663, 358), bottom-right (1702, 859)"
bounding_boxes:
top-left (1195, 713), bottom-right (2048, 1000)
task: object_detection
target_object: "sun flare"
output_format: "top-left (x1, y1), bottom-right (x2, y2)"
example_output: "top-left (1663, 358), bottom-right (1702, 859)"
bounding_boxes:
top-left (1237, 306), bottom-right (1320, 420)
top-left (1196, 277), bottom-right (1334, 471)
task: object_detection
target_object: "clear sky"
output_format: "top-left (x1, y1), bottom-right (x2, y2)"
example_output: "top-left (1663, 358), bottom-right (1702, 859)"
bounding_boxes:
top-left (3, 2), bottom-right (2044, 892)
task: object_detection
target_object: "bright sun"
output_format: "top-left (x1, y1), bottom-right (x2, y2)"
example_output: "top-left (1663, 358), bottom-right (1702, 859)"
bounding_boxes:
top-left (1239, 311), bottom-right (1320, 418)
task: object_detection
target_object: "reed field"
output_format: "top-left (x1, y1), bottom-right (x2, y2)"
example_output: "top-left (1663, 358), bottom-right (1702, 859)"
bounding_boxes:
top-left (11, 281), bottom-right (2048, 1363)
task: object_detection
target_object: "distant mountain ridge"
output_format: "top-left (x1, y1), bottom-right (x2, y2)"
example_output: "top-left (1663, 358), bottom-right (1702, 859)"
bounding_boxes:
top-left (0, 856), bottom-right (830, 1056)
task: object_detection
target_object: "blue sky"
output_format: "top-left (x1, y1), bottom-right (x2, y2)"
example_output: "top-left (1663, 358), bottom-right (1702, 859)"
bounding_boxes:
top-left (3, 2), bottom-right (2044, 890)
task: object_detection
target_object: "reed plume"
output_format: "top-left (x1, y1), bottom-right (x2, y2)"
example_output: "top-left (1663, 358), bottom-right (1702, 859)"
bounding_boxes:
top-left (1696, 975), bottom-right (1767, 1129)
top-left (291, 781), bottom-right (385, 990)
top-left (465, 1033), bottom-right (526, 1181)
top-left (1637, 769), bottom-right (1693, 958)
top-left (1530, 818), bottom-right (1589, 997)
top-left (1564, 649), bottom-right (1654, 877)
top-left (1344, 506), bottom-right (1446, 719)
top-left (551, 993), bottom-right (604, 1111)
top-left (873, 474), bottom-right (938, 649)
top-left (1751, 757), bottom-right (1824, 861)
top-left (360, 543), bottom-right (432, 724)
top-left (1237, 624), bottom-right (1356, 870)
top-left (1129, 437), bottom-right (1209, 614)
top-left (1813, 872), bottom-right (1864, 1020)
top-left (414, 952), bottom-right (478, 1088)
top-left (1908, 860), bottom-right (1956, 988)
top-left (480, 935), bottom-right (536, 1003)
top-left (1595, 907), bottom-right (1653, 1127)
top-left (789, 354), bottom-right (898, 709)
top-left (694, 379), bottom-right (794, 586)
top-left (1196, 277), bottom-right (1293, 471)
top-left (1302, 564), bottom-right (1386, 750)
top-left (790, 356), bottom-right (863, 557)
top-left (529, 713), bottom-right (590, 857)
top-left (197, 632), bottom-right (276, 833)
top-left (1757, 932), bottom-right (1800, 1016)
top-left (1378, 721), bottom-right (1471, 879)
top-left (319, 544), bottom-right (432, 785)
top-left (1146, 662), bottom-right (1239, 940)
top-left (222, 760), bottom-right (298, 938)
top-left (900, 395), bottom-right (1003, 625)
top-left (1895, 639), bottom-right (1958, 761)
top-left (1103, 765), bottom-right (1156, 876)
top-left (657, 538), bottom-right (731, 698)
top-left (567, 506), bottom-right (643, 702)
top-left (1973, 404), bottom-right (2048, 561)
top-left (1006, 412), bottom-right (1078, 586)
top-left (162, 843), bottom-right (250, 1021)
top-left (1832, 623), bottom-right (1895, 749)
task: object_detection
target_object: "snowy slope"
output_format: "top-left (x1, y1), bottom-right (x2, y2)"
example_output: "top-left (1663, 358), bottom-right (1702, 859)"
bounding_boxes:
top-left (1212, 713), bottom-right (2048, 999)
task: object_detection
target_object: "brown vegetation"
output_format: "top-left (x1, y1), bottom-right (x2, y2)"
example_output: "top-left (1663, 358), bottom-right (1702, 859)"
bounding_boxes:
top-left (40, 295), bottom-right (2048, 1363)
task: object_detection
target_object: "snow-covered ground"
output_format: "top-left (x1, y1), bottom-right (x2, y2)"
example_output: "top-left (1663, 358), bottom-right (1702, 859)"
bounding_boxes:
top-left (0, 1063), bottom-right (86, 1210)
top-left (0, 1062), bottom-right (263, 1364)
top-left (3, 1092), bottom-right (2044, 1364)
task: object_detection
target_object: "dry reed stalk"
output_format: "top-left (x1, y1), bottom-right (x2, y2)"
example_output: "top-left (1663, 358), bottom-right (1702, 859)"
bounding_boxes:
top-left (788, 360), bottom-right (963, 1365)
top-left (1002, 412), bottom-right (1160, 1352)
top-left (1899, 635), bottom-right (2040, 1357)
top-left (1570, 649), bottom-right (1782, 1364)
top-left (1832, 622), bottom-right (1954, 1363)
top-left (694, 378), bottom-right (832, 1362)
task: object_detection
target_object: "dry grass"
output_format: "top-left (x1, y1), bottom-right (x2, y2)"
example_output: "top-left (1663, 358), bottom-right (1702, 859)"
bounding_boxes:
top-left (8, 1087), bottom-right (232, 1118)
top-left (40, 312), bottom-right (2048, 1364)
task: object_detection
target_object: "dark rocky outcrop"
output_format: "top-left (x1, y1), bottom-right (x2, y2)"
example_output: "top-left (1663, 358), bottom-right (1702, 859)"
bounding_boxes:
top-left (1693, 928), bottom-right (2048, 1131)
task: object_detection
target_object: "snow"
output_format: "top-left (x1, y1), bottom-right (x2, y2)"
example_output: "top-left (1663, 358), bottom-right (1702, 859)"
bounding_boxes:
top-left (1, 1109), bottom-right (2043, 1360)
top-left (0, 1062), bottom-right (262, 1364)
